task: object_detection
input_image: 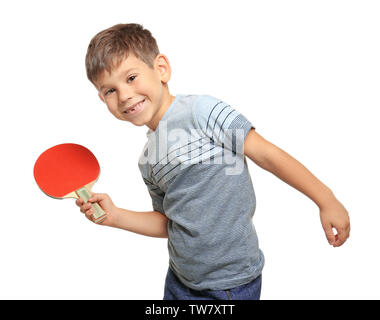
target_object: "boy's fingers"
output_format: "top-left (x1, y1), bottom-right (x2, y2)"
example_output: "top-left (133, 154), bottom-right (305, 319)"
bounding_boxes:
top-left (323, 223), bottom-right (335, 245)
top-left (89, 193), bottom-right (108, 203)
top-left (88, 193), bottom-right (102, 203)
top-left (334, 227), bottom-right (350, 247)
top-left (85, 208), bottom-right (95, 220)
top-left (78, 202), bottom-right (92, 214)
top-left (77, 192), bottom-right (108, 223)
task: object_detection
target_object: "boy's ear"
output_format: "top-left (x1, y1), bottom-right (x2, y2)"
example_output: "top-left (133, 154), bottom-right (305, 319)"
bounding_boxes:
top-left (154, 54), bottom-right (171, 84)
top-left (98, 92), bottom-right (105, 103)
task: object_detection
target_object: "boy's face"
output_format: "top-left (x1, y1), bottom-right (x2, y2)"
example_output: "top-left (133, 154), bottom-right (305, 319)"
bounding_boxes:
top-left (95, 53), bottom-right (173, 130)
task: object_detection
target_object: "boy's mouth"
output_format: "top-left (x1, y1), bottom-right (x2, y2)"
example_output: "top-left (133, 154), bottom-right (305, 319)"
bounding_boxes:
top-left (124, 99), bottom-right (145, 115)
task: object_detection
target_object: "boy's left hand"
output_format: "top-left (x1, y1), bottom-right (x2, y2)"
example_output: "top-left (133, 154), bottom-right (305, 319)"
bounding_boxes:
top-left (319, 198), bottom-right (350, 247)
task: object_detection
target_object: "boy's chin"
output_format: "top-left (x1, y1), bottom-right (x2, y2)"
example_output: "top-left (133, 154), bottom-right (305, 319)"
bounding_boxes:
top-left (121, 116), bottom-right (148, 127)
top-left (130, 121), bottom-right (146, 127)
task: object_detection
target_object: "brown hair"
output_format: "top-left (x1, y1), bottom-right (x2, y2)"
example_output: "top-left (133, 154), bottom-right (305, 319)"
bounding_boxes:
top-left (85, 23), bottom-right (160, 86)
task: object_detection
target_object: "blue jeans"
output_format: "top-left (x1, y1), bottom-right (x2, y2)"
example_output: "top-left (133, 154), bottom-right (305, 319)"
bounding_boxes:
top-left (163, 267), bottom-right (262, 300)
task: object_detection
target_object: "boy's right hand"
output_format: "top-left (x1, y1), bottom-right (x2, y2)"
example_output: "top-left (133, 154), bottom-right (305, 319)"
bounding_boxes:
top-left (75, 193), bottom-right (118, 227)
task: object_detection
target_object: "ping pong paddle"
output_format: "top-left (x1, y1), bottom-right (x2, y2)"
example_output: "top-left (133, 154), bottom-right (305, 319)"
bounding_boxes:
top-left (33, 143), bottom-right (107, 224)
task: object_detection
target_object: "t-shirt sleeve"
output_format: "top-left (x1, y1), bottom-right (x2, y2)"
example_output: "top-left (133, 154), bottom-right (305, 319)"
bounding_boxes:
top-left (192, 95), bottom-right (255, 155)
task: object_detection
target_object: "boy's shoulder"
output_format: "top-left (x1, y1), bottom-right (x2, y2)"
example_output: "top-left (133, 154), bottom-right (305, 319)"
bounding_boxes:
top-left (187, 94), bottom-right (231, 127)
top-left (160, 93), bottom-right (236, 135)
top-left (189, 93), bottom-right (220, 107)
top-left (179, 93), bottom-right (221, 117)
top-left (177, 93), bottom-right (219, 105)
top-left (171, 93), bottom-right (221, 122)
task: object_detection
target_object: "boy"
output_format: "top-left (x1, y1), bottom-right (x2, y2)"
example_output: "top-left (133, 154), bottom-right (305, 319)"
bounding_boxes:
top-left (78, 23), bottom-right (350, 300)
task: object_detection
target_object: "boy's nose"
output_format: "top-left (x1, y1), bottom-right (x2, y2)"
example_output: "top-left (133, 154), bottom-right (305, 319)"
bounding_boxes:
top-left (118, 88), bottom-right (133, 106)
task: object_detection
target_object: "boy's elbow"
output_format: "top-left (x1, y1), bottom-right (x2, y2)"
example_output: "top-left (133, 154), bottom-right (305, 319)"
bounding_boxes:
top-left (157, 213), bottom-right (169, 238)
top-left (156, 228), bottom-right (169, 238)
top-left (160, 231), bottom-right (169, 238)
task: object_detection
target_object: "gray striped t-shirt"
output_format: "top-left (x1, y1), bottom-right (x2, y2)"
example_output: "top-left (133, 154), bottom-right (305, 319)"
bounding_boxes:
top-left (138, 94), bottom-right (264, 290)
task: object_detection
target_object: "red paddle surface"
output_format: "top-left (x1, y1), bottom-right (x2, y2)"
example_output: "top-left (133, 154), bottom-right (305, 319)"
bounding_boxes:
top-left (34, 143), bottom-right (100, 198)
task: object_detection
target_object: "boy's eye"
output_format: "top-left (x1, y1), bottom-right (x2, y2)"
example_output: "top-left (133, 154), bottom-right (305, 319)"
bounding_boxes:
top-left (127, 75), bottom-right (136, 83)
top-left (103, 75), bottom-right (136, 96)
top-left (105, 88), bottom-right (115, 96)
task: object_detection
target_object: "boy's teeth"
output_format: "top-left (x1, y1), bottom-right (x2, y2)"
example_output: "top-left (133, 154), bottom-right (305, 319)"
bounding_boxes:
top-left (125, 99), bottom-right (144, 114)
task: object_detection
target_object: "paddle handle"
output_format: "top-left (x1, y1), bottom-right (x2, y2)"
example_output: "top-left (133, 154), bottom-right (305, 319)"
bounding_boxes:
top-left (76, 187), bottom-right (107, 224)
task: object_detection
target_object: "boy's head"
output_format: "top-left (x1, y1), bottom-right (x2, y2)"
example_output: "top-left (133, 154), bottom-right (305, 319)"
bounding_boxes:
top-left (85, 23), bottom-right (174, 129)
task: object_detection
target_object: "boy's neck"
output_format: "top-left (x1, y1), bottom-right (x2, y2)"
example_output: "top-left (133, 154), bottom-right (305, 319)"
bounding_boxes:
top-left (146, 91), bottom-right (175, 132)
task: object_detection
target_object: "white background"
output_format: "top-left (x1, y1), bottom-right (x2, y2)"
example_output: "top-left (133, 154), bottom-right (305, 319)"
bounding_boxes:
top-left (1, 0), bottom-right (379, 299)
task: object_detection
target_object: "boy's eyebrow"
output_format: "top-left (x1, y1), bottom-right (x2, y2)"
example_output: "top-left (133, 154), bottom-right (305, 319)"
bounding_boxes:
top-left (99, 67), bottom-right (138, 91)
top-left (123, 67), bottom-right (138, 76)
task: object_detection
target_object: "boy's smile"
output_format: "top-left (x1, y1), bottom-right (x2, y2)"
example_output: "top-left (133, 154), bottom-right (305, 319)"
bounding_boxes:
top-left (95, 53), bottom-right (174, 131)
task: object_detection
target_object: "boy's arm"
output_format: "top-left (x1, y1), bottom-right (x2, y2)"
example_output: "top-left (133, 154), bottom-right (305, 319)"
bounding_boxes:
top-left (78, 194), bottom-right (169, 238)
top-left (112, 207), bottom-right (169, 238)
top-left (243, 129), bottom-right (350, 247)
